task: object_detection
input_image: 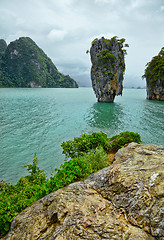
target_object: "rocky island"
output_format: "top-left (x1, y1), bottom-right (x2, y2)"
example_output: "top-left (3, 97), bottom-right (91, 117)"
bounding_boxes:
top-left (89, 36), bottom-right (128, 102)
top-left (0, 37), bottom-right (78, 88)
top-left (2, 143), bottom-right (164, 240)
top-left (143, 47), bottom-right (164, 101)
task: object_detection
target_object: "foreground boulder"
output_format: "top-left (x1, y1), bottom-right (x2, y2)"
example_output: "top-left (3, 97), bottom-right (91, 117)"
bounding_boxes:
top-left (90, 36), bottom-right (128, 102)
top-left (3, 143), bottom-right (164, 239)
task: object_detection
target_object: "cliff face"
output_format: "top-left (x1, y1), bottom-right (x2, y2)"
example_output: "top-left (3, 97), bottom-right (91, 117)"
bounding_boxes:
top-left (0, 39), bottom-right (7, 66)
top-left (0, 39), bottom-right (7, 53)
top-left (90, 37), bottom-right (127, 102)
top-left (0, 37), bottom-right (78, 88)
top-left (143, 47), bottom-right (164, 101)
top-left (3, 143), bottom-right (164, 240)
top-left (146, 78), bottom-right (164, 101)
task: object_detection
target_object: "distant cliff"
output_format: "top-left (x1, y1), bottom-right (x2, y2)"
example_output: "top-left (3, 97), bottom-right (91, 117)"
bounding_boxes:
top-left (0, 37), bottom-right (78, 88)
top-left (143, 47), bottom-right (164, 101)
top-left (0, 39), bottom-right (7, 66)
top-left (89, 36), bottom-right (128, 102)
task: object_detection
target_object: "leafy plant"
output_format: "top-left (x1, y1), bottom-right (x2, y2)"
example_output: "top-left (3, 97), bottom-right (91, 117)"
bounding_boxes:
top-left (82, 146), bottom-right (108, 172)
top-left (61, 131), bottom-right (109, 158)
top-left (0, 155), bottom-right (48, 236)
top-left (111, 36), bottom-right (118, 42)
top-left (61, 131), bottom-right (141, 158)
top-left (23, 152), bottom-right (46, 184)
top-left (108, 131), bottom-right (141, 152)
top-left (0, 131), bottom-right (141, 236)
top-left (49, 146), bottom-right (108, 192)
top-left (142, 47), bottom-right (164, 88)
top-left (98, 49), bottom-right (116, 64)
top-left (91, 38), bottom-right (98, 45)
top-left (48, 157), bottom-right (92, 192)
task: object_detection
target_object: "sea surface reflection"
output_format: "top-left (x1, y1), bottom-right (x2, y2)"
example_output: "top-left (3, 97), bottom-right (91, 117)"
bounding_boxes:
top-left (86, 102), bottom-right (124, 136)
top-left (0, 88), bottom-right (163, 183)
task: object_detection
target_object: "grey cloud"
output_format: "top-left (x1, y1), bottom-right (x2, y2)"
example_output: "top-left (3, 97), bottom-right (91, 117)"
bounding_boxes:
top-left (0, 0), bottom-right (163, 87)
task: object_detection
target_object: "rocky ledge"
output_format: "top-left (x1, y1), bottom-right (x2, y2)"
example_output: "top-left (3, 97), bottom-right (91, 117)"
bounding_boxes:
top-left (3, 143), bottom-right (164, 240)
top-left (90, 37), bottom-right (128, 102)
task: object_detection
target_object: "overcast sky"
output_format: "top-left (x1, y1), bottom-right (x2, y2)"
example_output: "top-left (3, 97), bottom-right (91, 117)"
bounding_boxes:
top-left (0, 0), bottom-right (164, 87)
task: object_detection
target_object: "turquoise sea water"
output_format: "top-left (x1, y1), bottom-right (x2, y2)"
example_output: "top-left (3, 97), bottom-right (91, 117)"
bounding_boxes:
top-left (0, 88), bottom-right (164, 183)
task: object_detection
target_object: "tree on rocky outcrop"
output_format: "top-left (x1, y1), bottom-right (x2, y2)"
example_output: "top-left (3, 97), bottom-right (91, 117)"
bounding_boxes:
top-left (89, 36), bottom-right (129, 102)
top-left (142, 47), bottom-right (164, 101)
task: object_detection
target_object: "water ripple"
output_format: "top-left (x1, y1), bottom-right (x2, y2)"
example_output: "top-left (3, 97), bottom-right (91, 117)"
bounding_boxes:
top-left (0, 88), bottom-right (163, 183)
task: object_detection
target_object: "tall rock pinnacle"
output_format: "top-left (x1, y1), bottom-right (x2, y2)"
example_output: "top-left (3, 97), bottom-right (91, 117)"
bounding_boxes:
top-left (89, 36), bottom-right (128, 102)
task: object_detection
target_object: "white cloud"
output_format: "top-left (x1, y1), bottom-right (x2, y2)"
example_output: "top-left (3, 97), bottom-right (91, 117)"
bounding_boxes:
top-left (47, 29), bottom-right (67, 42)
top-left (0, 0), bottom-right (163, 87)
top-left (160, 5), bottom-right (164, 11)
top-left (95, 0), bottom-right (110, 3)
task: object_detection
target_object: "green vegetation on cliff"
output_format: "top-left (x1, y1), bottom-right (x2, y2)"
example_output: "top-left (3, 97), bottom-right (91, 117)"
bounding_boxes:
top-left (0, 131), bottom-right (141, 236)
top-left (97, 37), bottom-right (128, 70)
top-left (90, 36), bottom-right (129, 102)
top-left (0, 39), bottom-right (7, 68)
top-left (142, 47), bottom-right (164, 87)
top-left (0, 37), bottom-right (78, 88)
top-left (0, 39), bottom-right (7, 55)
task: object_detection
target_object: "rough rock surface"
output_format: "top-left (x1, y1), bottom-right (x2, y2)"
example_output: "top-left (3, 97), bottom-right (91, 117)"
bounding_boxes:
top-left (90, 37), bottom-right (126, 102)
top-left (146, 79), bottom-right (164, 101)
top-left (3, 143), bottom-right (164, 240)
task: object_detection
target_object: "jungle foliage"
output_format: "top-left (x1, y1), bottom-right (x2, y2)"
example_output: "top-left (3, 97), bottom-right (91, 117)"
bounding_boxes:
top-left (0, 37), bottom-right (78, 88)
top-left (91, 36), bottom-right (128, 73)
top-left (0, 131), bottom-right (141, 236)
top-left (142, 47), bottom-right (164, 86)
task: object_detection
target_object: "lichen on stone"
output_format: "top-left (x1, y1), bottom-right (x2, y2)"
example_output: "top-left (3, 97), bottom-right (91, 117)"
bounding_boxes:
top-left (3, 143), bottom-right (164, 239)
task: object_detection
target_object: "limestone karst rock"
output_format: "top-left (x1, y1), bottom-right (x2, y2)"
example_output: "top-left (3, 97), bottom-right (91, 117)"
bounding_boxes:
top-left (0, 39), bottom-right (7, 66)
top-left (0, 37), bottom-right (78, 88)
top-left (143, 47), bottom-right (164, 101)
top-left (0, 39), bottom-right (7, 53)
top-left (3, 143), bottom-right (164, 240)
top-left (90, 36), bottom-right (128, 102)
